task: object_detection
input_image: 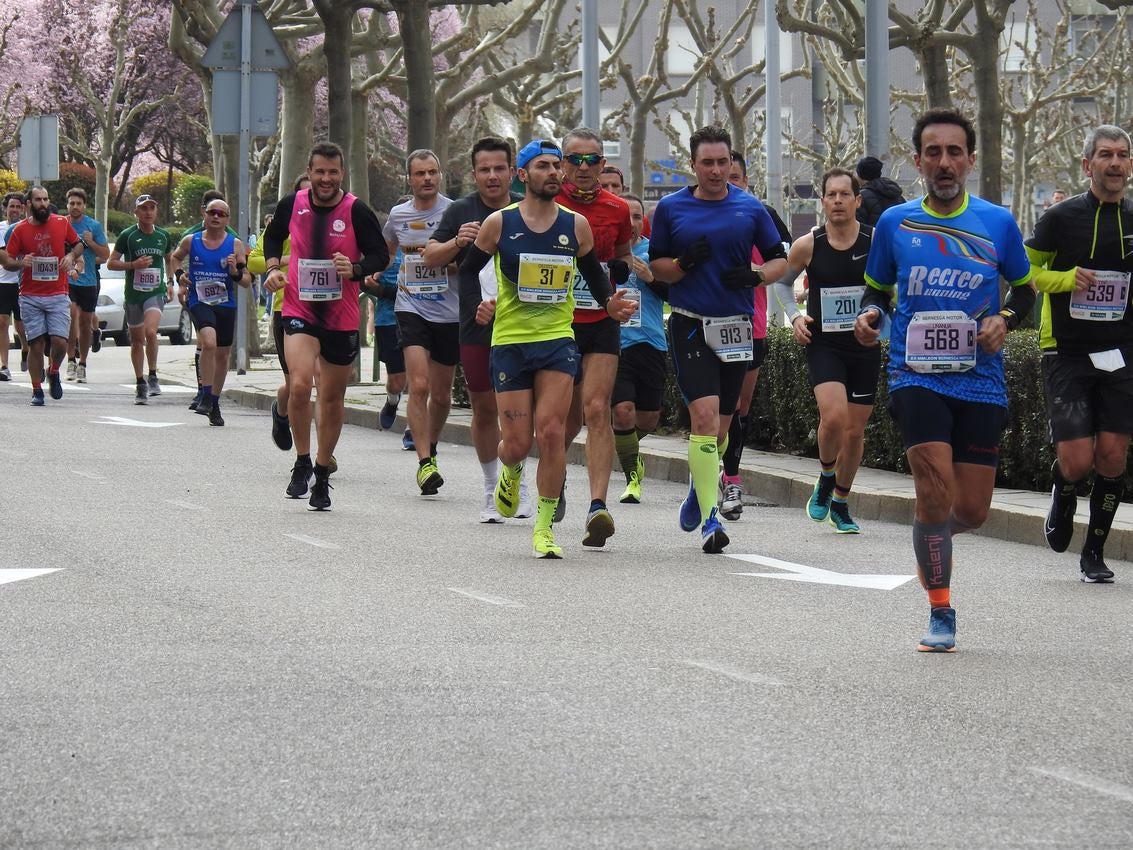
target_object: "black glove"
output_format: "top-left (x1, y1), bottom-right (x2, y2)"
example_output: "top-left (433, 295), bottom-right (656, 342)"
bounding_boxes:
top-left (721, 264), bottom-right (763, 291)
top-left (607, 259), bottom-right (630, 285)
top-left (677, 236), bottom-right (711, 272)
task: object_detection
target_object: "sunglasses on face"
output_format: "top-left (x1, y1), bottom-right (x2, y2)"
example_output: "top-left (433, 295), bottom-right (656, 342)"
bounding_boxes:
top-left (206, 209), bottom-right (229, 218)
top-left (565, 153), bottom-right (603, 166)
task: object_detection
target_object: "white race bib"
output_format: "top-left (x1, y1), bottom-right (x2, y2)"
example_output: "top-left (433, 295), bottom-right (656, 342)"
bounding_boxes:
top-left (402, 253), bottom-right (448, 295)
top-left (1070, 270), bottom-right (1130, 321)
top-left (133, 267), bottom-right (162, 292)
top-left (905, 310), bottom-right (977, 373)
top-left (479, 260), bottom-right (497, 300)
top-left (572, 262), bottom-right (609, 310)
top-left (819, 285), bottom-right (865, 333)
top-left (623, 289), bottom-right (641, 328)
top-left (195, 277), bottom-right (229, 305)
top-left (702, 314), bottom-right (754, 363)
top-left (297, 258), bottom-right (341, 301)
top-left (31, 256), bottom-right (59, 282)
top-left (517, 253), bottom-right (572, 304)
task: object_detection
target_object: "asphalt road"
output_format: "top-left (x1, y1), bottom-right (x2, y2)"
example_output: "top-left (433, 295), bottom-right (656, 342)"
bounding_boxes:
top-left (1, 350), bottom-right (1131, 848)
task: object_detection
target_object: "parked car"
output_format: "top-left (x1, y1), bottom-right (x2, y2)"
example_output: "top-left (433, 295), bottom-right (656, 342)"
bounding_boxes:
top-left (95, 267), bottom-right (194, 346)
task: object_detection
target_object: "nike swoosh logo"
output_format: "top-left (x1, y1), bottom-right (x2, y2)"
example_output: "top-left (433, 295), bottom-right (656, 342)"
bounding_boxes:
top-left (851, 253), bottom-right (868, 261)
top-left (850, 392), bottom-right (870, 398)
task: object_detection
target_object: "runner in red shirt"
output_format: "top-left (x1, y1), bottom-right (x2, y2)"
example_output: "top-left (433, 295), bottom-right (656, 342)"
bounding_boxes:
top-left (0, 187), bottom-right (83, 405)
top-left (555, 128), bottom-right (634, 549)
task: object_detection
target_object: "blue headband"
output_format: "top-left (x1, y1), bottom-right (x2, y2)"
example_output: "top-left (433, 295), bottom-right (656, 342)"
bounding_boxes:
top-left (517, 139), bottom-right (562, 170)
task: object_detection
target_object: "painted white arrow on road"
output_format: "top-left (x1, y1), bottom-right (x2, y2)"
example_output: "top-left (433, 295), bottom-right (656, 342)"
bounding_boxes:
top-left (726, 553), bottom-right (915, 590)
top-left (90, 416), bottom-right (181, 428)
top-left (0, 569), bottom-right (62, 587)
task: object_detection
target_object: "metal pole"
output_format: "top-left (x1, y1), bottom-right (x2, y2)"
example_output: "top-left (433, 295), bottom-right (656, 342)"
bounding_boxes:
top-left (764, 2), bottom-right (783, 214)
top-left (864, 0), bottom-right (889, 158)
top-left (581, 0), bottom-right (600, 129)
top-left (236, 0), bottom-right (252, 374)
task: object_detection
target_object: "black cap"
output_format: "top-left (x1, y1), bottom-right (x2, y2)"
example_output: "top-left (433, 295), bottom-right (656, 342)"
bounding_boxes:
top-left (856, 156), bottom-right (883, 180)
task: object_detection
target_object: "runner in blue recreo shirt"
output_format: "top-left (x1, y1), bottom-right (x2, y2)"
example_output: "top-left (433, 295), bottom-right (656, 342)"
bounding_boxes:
top-left (650, 125), bottom-right (788, 555)
top-left (853, 108), bottom-right (1035, 654)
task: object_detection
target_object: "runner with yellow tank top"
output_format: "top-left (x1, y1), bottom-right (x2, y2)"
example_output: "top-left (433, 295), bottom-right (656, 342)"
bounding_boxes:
top-left (458, 139), bottom-right (637, 558)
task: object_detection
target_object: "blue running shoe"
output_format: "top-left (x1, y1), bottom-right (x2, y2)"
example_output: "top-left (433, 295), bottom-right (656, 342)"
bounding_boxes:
top-left (917, 607), bottom-right (957, 653)
top-left (700, 507), bottom-right (729, 554)
top-left (379, 400), bottom-right (398, 431)
top-left (679, 478), bottom-right (700, 532)
top-left (30, 388), bottom-right (45, 406)
top-left (401, 428), bottom-right (415, 451)
top-left (828, 500), bottom-right (860, 534)
top-left (48, 370), bottom-right (63, 400)
top-left (807, 475), bottom-right (833, 522)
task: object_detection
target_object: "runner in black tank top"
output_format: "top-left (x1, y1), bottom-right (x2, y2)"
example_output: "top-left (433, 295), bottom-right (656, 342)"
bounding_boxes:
top-left (769, 168), bottom-right (882, 534)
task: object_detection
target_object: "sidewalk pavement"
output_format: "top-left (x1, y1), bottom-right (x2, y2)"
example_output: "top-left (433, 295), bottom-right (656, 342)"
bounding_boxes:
top-left (157, 344), bottom-right (1133, 560)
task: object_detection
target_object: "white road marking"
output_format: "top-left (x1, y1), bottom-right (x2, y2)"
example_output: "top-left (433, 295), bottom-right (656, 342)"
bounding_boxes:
top-left (0, 569), bottom-right (62, 587)
top-left (726, 553), bottom-right (915, 591)
top-left (71, 470), bottom-right (104, 480)
top-left (165, 499), bottom-right (205, 511)
top-left (284, 533), bottom-right (340, 550)
top-left (90, 416), bottom-right (181, 428)
top-left (116, 384), bottom-right (197, 394)
top-left (682, 660), bottom-right (784, 686)
top-left (1030, 767), bottom-right (1133, 804)
top-left (447, 587), bottom-right (522, 607)
top-left (8, 382), bottom-right (90, 391)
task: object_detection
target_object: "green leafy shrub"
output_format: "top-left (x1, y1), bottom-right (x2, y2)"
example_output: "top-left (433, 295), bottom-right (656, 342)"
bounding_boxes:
top-left (0, 169), bottom-right (27, 197)
top-left (105, 209), bottom-right (135, 237)
top-left (173, 174), bottom-right (217, 225)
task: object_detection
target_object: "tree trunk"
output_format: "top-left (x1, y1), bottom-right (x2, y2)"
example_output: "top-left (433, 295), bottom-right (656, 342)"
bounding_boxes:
top-left (398, 0), bottom-right (436, 151)
top-left (350, 87), bottom-right (369, 205)
top-left (279, 69), bottom-right (317, 199)
top-left (920, 44), bottom-right (953, 108)
top-left (628, 104), bottom-right (648, 197)
top-left (314, 0), bottom-right (354, 188)
top-left (972, 29), bottom-right (1003, 203)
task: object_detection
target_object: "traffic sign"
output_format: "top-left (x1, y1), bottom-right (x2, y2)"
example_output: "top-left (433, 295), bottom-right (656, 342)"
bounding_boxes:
top-left (201, 1), bottom-right (287, 70)
top-left (211, 71), bottom-right (280, 135)
top-left (18, 115), bottom-right (60, 183)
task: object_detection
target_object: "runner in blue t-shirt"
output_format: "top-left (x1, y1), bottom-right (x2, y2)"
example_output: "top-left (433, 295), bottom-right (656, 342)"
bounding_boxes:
top-left (612, 194), bottom-right (669, 505)
top-left (853, 109), bottom-right (1035, 653)
top-left (650, 125), bottom-right (788, 554)
top-left (63, 188), bottom-right (109, 384)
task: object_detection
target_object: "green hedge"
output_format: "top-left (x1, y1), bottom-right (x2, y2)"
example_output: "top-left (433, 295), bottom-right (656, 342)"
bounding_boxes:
top-left (450, 326), bottom-right (1065, 493)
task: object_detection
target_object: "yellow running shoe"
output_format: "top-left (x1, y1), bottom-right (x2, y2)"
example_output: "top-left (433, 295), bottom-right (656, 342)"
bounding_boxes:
top-left (533, 527), bottom-right (563, 559)
top-left (619, 456), bottom-right (644, 504)
top-left (494, 463), bottom-right (521, 517)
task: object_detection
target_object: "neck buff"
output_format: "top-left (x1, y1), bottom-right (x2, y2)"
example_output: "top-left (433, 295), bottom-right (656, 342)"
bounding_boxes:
top-left (561, 181), bottom-right (600, 204)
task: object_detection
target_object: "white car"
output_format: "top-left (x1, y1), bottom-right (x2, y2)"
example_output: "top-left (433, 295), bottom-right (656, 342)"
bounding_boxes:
top-left (95, 267), bottom-right (194, 346)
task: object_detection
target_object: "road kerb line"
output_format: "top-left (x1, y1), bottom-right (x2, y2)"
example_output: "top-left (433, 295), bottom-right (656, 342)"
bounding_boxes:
top-left (284, 533), bottom-right (340, 550)
top-left (447, 587), bottom-right (523, 607)
top-left (1030, 767), bottom-right (1133, 804)
top-left (681, 659), bottom-right (785, 687)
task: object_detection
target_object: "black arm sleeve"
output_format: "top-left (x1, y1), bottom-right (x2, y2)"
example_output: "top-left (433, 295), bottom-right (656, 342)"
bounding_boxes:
top-left (459, 244), bottom-right (494, 329)
top-left (859, 284), bottom-right (893, 315)
top-left (262, 194), bottom-right (295, 261)
top-left (577, 250), bottom-right (612, 305)
top-left (645, 280), bottom-right (669, 301)
top-left (352, 202), bottom-right (390, 276)
top-left (766, 205), bottom-right (792, 245)
top-left (1001, 281), bottom-right (1036, 330)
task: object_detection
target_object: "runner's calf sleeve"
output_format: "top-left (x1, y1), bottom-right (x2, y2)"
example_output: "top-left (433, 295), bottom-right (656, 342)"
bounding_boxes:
top-left (722, 413), bottom-right (748, 476)
top-left (1085, 473), bottom-right (1123, 555)
top-left (913, 519), bottom-right (952, 590)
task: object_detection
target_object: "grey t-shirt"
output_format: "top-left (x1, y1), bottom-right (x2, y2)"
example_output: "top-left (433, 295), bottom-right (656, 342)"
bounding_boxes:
top-left (383, 195), bottom-right (455, 323)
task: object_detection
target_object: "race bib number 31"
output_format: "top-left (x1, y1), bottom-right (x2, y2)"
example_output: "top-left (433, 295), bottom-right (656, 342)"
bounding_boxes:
top-left (703, 314), bottom-right (753, 363)
top-left (297, 258), bottom-right (341, 301)
top-left (517, 253), bottom-right (572, 303)
top-left (905, 310), bottom-right (976, 373)
top-left (1070, 269), bottom-right (1130, 321)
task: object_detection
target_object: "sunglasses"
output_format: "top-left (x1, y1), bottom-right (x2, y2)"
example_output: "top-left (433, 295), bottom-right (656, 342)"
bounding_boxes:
top-left (206, 209), bottom-right (229, 217)
top-left (565, 153), bottom-right (603, 166)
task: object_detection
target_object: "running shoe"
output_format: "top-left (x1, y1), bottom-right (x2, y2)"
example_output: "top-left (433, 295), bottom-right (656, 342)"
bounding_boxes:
top-left (533, 527), bottom-right (563, 559)
top-left (1080, 550), bottom-right (1115, 583)
top-left (417, 459), bottom-right (444, 495)
top-left (195, 395), bottom-right (214, 417)
top-left (1044, 462), bottom-right (1076, 553)
top-left (134, 379), bottom-right (148, 405)
top-left (620, 456), bottom-right (644, 504)
top-left (516, 476), bottom-right (535, 518)
top-left (147, 374), bottom-right (162, 396)
top-left (208, 405), bottom-right (224, 426)
top-left (582, 505), bottom-right (615, 547)
top-left (48, 371), bottom-right (62, 400)
top-left (480, 490), bottom-right (504, 523)
top-left (401, 428), bottom-right (415, 451)
top-left (270, 401), bottom-right (293, 451)
top-left (828, 500), bottom-right (860, 534)
top-left (188, 389), bottom-right (202, 411)
top-left (30, 388), bottom-right (44, 406)
top-left (379, 400), bottom-right (398, 431)
top-left (806, 475), bottom-right (834, 522)
top-left (65, 361), bottom-right (76, 382)
top-left (328, 455), bottom-right (338, 475)
top-left (553, 480), bottom-right (566, 523)
top-left (917, 607), bottom-right (957, 653)
top-left (700, 507), bottom-right (729, 554)
top-left (91, 327), bottom-right (101, 353)
top-left (75, 364), bottom-right (86, 384)
top-left (720, 474), bottom-right (743, 521)
top-left (679, 478), bottom-right (700, 532)
top-left (0, 366), bottom-right (10, 381)
top-left (494, 464), bottom-right (521, 518)
top-left (308, 469), bottom-right (332, 511)
top-left (286, 456), bottom-right (313, 498)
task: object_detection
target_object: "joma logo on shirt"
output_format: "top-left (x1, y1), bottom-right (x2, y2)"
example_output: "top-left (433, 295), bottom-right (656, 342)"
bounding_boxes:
top-left (907, 265), bottom-right (984, 296)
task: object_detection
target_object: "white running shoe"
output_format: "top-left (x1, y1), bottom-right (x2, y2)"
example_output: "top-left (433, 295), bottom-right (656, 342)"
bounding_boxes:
top-left (65, 361), bottom-right (77, 382)
top-left (515, 475), bottom-right (535, 518)
top-left (479, 489), bottom-right (504, 524)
